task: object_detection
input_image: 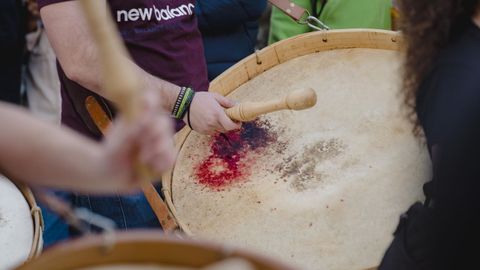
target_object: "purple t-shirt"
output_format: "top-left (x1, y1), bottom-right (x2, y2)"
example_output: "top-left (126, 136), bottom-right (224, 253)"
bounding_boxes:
top-left (38, 0), bottom-right (209, 138)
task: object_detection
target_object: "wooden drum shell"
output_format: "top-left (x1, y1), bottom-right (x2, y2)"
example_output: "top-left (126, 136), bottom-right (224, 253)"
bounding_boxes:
top-left (16, 231), bottom-right (295, 270)
top-left (162, 30), bottom-right (431, 270)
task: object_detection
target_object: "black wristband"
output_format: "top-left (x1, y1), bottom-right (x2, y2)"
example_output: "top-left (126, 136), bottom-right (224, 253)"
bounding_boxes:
top-left (187, 109), bottom-right (194, 130)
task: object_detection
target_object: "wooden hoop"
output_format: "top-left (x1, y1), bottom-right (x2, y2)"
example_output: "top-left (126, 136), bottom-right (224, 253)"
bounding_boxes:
top-left (17, 231), bottom-right (295, 270)
top-left (16, 183), bottom-right (44, 260)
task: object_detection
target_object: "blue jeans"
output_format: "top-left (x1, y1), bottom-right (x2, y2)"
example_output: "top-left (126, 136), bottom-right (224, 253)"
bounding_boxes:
top-left (41, 189), bottom-right (161, 247)
top-left (73, 192), bottom-right (161, 230)
top-left (39, 191), bottom-right (70, 248)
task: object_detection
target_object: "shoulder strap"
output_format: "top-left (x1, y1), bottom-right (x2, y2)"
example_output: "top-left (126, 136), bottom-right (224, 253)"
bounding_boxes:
top-left (269, 0), bottom-right (330, 30)
top-left (269, 0), bottom-right (307, 21)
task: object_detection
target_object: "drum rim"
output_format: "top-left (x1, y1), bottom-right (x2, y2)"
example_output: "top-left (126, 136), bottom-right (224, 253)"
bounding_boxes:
top-left (15, 182), bottom-right (44, 260)
top-left (161, 29), bottom-right (404, 235)
top-left (16, 230), bottom-right (296, 270)
top-left (1, 175), bottom-right (44, 264)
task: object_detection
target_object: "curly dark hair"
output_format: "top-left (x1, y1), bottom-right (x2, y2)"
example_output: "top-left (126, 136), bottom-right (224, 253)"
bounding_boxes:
top-left (399, 0), bottom-right (478, 133)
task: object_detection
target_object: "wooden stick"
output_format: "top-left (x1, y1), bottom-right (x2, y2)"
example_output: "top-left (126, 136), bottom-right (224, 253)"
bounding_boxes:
top-left (225, 88), bottom-right (317, 122)
top-left (79, 0), bottom-right (179, 232)
top-left (80, 0), bottom-right (139, 119)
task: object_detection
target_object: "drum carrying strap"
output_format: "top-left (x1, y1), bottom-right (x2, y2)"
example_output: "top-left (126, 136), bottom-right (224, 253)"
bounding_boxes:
top-left (268, 0), bottom-right (330, 30)
top-left (85, 95), bottom-right (180, 233)
top-left (269, 0), bottom-right (307, 21)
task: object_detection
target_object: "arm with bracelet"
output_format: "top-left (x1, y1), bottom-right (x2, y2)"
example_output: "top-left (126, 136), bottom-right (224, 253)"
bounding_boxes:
top-left (40, 0), bottom-right (240, 135)
top-left (169, 86), bottom-right (239, 134)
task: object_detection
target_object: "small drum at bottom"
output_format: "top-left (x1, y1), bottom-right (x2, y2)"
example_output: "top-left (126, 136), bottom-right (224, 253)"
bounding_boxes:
top-left (0, 175), bottom-right (43, 269)
top-left (16, 231), bottom-right (295, 270)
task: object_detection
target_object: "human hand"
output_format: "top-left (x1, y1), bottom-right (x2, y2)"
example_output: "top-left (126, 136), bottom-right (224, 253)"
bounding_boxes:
top-left (100, 108), bottom-right (176, 192)
top-left (185, 92), bottom-right (241, 135)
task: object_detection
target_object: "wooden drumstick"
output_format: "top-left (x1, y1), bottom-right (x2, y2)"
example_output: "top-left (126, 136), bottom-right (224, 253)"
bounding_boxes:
top-left (80, 0), bottom-right (139, 117)
top-left (225, 88), bottom-right (317, 122)
top-left (80, 0), bottom-right (179, 232)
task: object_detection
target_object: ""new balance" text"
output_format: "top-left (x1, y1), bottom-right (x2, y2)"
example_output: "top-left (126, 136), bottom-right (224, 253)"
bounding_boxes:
top-left (116, 4), bottom-right (195, 22)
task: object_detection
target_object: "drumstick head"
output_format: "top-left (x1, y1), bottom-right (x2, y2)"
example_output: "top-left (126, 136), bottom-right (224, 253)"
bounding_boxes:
top-left (286, 88), bottom-right (317, 110)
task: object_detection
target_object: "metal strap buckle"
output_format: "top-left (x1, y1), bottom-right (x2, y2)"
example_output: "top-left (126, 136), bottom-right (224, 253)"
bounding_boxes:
top-left (298, 10), bottom-right (330, 31)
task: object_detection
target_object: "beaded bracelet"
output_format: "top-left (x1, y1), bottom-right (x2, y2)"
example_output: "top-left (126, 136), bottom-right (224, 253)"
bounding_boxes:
top-left (171, 87), bottom-right (187, 118)
top-left (172, 86), bottom-right (195, 120)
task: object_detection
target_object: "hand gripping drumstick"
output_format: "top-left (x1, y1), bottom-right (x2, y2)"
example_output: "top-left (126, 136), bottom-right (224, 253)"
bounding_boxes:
top-left (80, 0), bottom-right (179, 232)
top-left (225, 88), bottom-right (317, 122)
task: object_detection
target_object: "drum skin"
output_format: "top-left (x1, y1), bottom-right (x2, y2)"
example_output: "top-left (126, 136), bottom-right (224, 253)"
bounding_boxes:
top-left (0, 175), bottom-right (34, 269)
top-left (163, 30), bottom-right (432, 270)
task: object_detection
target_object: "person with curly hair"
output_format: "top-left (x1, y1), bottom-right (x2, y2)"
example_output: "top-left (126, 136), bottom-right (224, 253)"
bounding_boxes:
top-left (379, 0), bottom-right (480, 269)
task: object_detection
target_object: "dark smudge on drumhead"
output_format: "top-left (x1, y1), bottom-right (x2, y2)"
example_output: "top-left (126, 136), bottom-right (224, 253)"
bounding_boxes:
top-left (276, 139), bottom-right (346, 192)
top-left (195, 119), bottom-right (279, 191)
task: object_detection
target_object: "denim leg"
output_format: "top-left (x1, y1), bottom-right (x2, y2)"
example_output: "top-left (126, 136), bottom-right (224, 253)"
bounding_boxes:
top-left (41, 186), bottom-right (162, 246)
top-left (39, 191), bottom-right (71, 247)
top-left (73, 188), bottom-right (161, 231)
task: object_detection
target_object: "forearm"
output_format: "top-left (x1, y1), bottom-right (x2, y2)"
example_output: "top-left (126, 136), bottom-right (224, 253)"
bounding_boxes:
top-left (141, 71), bottom-right (181, 114)
top-left (0, 103), bottom-right (111, 193)
top-left (41, 0), bottom-right (180, 113)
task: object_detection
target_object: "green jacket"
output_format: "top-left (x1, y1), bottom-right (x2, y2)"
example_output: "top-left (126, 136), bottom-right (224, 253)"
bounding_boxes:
top-left (269, 0), bottom-right (392, 44)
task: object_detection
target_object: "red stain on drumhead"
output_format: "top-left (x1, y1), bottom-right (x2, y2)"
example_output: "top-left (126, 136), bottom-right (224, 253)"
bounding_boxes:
top-left (195, 120), bottom-right (276, 190)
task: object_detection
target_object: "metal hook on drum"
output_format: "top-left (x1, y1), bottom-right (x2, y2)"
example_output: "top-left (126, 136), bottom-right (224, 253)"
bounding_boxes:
top-left (306, 16), bottom-right (330, 31)
top-left (298, 10), bottom-right (330, 31)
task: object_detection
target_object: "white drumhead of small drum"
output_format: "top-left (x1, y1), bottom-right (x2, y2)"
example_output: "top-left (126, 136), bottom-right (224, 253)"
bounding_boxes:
top-left (0, 175), bottom-right (34, 269)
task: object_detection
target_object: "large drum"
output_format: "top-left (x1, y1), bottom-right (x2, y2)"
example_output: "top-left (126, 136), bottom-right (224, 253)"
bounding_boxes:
top-left (162, 30), bottom-right (432, 270)
top-left (16, 231), bottom-right (294, 270)
top-left (0, 175), bottom-right (43, 269)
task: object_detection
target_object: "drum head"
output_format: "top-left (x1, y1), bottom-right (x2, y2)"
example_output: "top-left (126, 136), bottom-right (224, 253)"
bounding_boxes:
top-left (165, 30), bottom-right (432, 270)
top-left (0, 175), bottom-right (35, 269)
